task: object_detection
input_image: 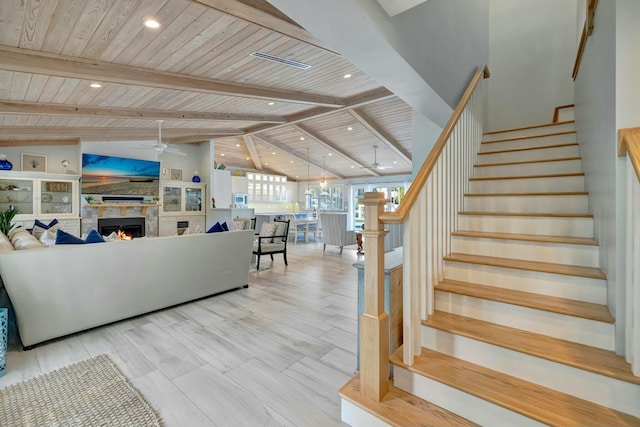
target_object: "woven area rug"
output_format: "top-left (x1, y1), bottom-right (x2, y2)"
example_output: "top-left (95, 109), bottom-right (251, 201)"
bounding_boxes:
top-left (0, 354), bottom-right (162, 427)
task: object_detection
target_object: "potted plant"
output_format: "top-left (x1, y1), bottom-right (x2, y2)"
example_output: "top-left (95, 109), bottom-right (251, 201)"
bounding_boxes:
top-left (153, 196), bottom-right (160, 204)
top-left (84, 195), bottom-right (94, 204)
top-left (0, 207), bottom-right (19, 236)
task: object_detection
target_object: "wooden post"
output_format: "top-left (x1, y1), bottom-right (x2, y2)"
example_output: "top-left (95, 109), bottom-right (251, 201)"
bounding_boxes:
top-left (360, 192), bottom-right (390, 401)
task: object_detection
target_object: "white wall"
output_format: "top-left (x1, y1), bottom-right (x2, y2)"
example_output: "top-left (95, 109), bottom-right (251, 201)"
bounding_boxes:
top-left (0, 144), bottom-right (81, 175)
top-left (573, 0), bottom-right (620, 350)
top-left (411, 109), bottom-right (444, 177)
top-left (487, 0), bottom-right (578, 131)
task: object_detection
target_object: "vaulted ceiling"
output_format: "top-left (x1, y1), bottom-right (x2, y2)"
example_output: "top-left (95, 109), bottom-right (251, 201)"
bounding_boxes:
top-left (0, 0), bottom-right (413, 181)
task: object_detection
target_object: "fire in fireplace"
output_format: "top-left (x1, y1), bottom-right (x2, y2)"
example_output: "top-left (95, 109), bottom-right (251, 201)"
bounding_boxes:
top-left (98, 217), bottom-right (145, 238)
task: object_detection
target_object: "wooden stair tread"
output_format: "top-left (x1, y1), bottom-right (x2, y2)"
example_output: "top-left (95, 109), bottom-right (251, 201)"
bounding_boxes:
top-left (436, 279), bottom-right (614, 323)
top-left (390, 347), bottom-right (640, 427)
top-left (423, 311), bottom-right (640, 385)
top-left (478, 142), bottom-right (578, 155)
top-left (484, 121), bottom-right (575, 135)
top-left (339, 375), bottom-right (478, 427)
top-left (474, 156), bottom-right (581, 168)
top-left (451, 230), bottom-right (598, 246)
top-left (482, 130), bottom-right (576, 144)
top-left (465, 191), bottom-right (588, 197)
top-left (469, 172), bottom-right (584, 181)
top-left (444, 253), bottom-right (606, 279)
top-left (459, 211), bottom-right (593, 218)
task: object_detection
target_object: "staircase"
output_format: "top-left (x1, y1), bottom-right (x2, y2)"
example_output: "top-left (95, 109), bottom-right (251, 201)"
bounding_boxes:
top-left (341, 120), bottom-right (640, 426)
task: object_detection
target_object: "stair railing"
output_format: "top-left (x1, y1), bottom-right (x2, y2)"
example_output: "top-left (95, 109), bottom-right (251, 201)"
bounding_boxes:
top-left (617, 128), bottom-right (640, 376)
top-left (360, 66), bottom-right (488, 401)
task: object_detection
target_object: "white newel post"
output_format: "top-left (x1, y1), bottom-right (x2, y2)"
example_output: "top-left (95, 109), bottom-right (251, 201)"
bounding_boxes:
top-left (360, 192), bottom-right (390, 401)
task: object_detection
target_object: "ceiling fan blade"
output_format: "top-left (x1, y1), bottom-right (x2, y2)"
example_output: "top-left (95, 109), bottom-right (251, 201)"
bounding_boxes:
top-left (164, 147), bottom-right (187, 156)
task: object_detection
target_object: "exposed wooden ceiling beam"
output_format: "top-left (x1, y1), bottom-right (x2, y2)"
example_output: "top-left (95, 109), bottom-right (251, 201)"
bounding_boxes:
top-left (0, 45), bottom-right (344, 108)
top-left (192, 0), bottom-right (340, 56)
top-left (0, 127), bottom-right (242, 139)
top-left (242, 135), bottom-right (263, 170)
top-left (0, 139), bottom-right (80, 147)
top-left (0, 100), bottom-right (286, 123)
top-left (243, 87), bottom-right (395, 136)
top-left (252, 134), bottom-right (344, 179)
top-left (349, 109), bottom-right (412, 163)
top-left (294, 124), bottom-right (380, 177)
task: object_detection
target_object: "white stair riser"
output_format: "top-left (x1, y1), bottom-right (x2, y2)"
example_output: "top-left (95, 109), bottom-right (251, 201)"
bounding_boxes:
top-left (474, 158), bottom-right (583, 178)
top-left (394, 367), bottom-right (545, 427)
top-left (458, 214), bottom-right (594, 238)
top-left (434, 291), bottom-right (615, 350)
top-left (443, 260), bottom-right (606, 304)
top-left (451, 236), bottom-right (599, 267)
top-left (477, 145), bottom-right (579, 165)
top-left (469, 176), bottom-right (585, 194)
top-left (480, 132), bottom-right (576, 153)
top-left (464, 194), bottom-right (589, 214)
top-left (341, 400), bottom-right (391, 427)
top-left (557, 107), bottom-right (575, 122)
top-left (483, 123), bottom-right (575, 142)
top-left (421, 327), bottom-right (640, 417)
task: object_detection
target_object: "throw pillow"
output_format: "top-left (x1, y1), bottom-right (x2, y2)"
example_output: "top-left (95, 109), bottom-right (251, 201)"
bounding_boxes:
top-left (206, 222), bottom-right (224, 233)
top-left (102, 231), bottom-right (120, 242)
top-left (55, 229), bottom-right (86, 245)
top-left (13, 231), bottom-right (44, 250)
top-left (39, 229), bottom-right (57, 247)
top-left (34, 218), bottom-right (59, 230)
top-left (259, 221), bottom-right (277, 238)
top-left (85, 229), bottom-right (105, 244)
top-left (230, 220), bottom-right (246, 231)
top-left (272, 222), bottom-right (288, 241)
top-left (221, 222), bottom-right (229, 231)
top-left (31, 223), bottom-right (60, 240)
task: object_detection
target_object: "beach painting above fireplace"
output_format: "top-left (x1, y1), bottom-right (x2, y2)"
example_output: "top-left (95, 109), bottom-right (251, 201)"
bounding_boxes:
top-left (82, 154), bottom-right (160, 196)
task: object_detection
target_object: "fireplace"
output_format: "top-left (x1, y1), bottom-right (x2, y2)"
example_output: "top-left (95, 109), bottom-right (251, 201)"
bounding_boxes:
top-left (98, 217), bottom-right (146, 238)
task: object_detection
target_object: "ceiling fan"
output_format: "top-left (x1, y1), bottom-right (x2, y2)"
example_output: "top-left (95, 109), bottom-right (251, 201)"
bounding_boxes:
top-left (140, 120), bottom-right (187, 156)
top-left (362, 145), bottom-right (392, 170)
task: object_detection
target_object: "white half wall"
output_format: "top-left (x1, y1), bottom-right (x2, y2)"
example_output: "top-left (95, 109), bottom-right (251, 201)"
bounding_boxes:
top-left (487, 0), bottom-right (578, 131)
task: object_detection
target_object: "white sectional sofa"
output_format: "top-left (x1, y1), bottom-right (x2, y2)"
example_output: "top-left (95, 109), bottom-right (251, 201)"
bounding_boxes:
top-left (0, 229), bottom-right (254, 347)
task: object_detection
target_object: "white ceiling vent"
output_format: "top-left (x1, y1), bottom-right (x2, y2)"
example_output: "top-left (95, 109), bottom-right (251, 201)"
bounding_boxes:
top-left (250, 52), bottom-right (311, 70)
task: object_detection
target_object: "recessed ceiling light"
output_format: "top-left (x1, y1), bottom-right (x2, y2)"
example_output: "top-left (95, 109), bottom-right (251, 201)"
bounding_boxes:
top-left (300, 137), bottom-right (305, 141)
top-left (328, 153), bottom-right (332, 156)
top-left (220, 153), bottom-right (225, 156)
top-left (351, 165), bottom-right (355, 168)
top-left (344, 74), bottom-right (352, 79)
top-left (236, 144), bottom-right (240, 147)
top-left (393, 161), bottom-right (398, 164)
top-left (272, 151), bottom-right (276, 155)
top-left (89, 83), bottom-right (102, 88)
top-left (289, 160), bottom-right (294, 163)
top-left (264, 162), bottom-right (269, 165)
top-left (246, 157), bottom-right (250, 160)
top-left (268, 101), bottom-right (275, 106)
top-left (144, 19), bottom-right (160, 29)
top-left (347, 126), bottom-right (353, 131)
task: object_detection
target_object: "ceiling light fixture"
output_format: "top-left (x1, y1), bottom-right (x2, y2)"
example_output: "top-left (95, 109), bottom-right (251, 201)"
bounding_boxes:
top-left (236, 144), bottom-right (240, 147)
top-left (347, 126), bottom-right (353, 131)
top-left (300, 137), bottom-right (305, 141)
top-left (344, 74), bottom-right (352, 79)
top-left (144, 19), bottom-right (160, 29)
top-left (220, 153), bottom-right (225, 156)
top-left (268, 101), bottom-right (275, 106)
top-left (304, 147), bottom-right (312, 196)
top-left (89, 83), bottom-right (102, 88)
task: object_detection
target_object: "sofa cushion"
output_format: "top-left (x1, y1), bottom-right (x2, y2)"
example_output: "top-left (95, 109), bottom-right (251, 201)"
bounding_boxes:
top-left (207, 222), bottom-right (224, 233)
top-left (55, 229), bottom-right (86, 245)
top-left (0, 231), bottom-right (14, 254)
top-left (12, 229), bottom-right (44, 250)
top-left (8, 227), bottom-right (25, 240)
top-left (85, 229), bottom-right (105, 243)
top-left (252, 241), bottom-right (285, 252)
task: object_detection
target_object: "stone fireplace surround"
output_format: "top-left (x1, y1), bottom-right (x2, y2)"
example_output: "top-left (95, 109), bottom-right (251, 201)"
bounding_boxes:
top-left (81, 202), bottom-right (159, 237)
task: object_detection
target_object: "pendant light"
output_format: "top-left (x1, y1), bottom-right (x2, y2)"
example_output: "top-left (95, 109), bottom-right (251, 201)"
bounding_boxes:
top-left (304, 147), bottom-right (312, 196)
top-left (320, 156), bottom-right (330, 197)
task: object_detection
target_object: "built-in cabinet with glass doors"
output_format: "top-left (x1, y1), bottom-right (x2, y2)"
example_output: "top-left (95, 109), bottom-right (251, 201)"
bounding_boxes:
top-left (247, 172), bottom-right (287, 202)
top-left (0, 172), bottom-right (81, 235)
top-left (159, 181), bottom-right (206, 236)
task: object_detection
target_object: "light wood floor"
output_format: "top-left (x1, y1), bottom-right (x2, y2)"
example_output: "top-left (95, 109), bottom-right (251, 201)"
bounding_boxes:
top-left (0, 241), bottom-right (361, 427)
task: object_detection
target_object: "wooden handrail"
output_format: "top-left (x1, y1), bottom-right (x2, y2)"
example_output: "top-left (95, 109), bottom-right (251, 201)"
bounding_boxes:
top-left (618, 127), bottom-right (640, 182)
top-left (379, 65), bottom-right (488, 224)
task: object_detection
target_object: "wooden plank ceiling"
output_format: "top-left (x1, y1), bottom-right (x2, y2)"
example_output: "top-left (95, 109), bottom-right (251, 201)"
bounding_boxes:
top-left (0, 0), bottom-right (413, 181)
